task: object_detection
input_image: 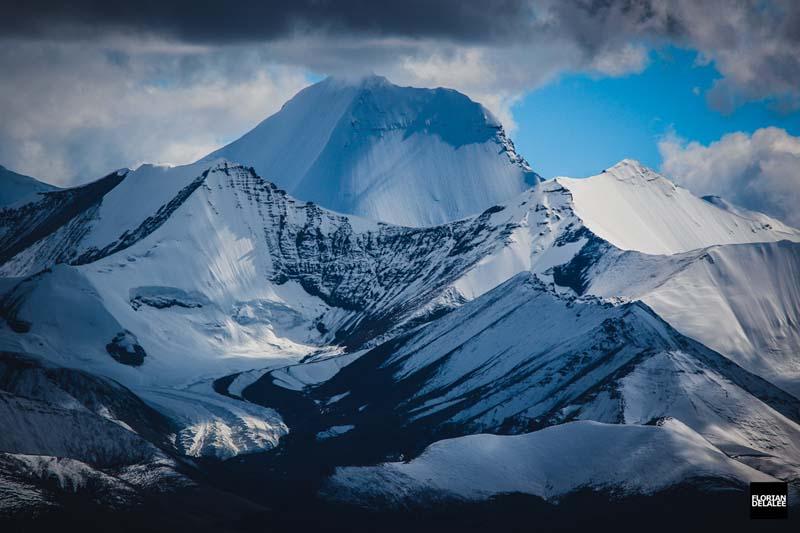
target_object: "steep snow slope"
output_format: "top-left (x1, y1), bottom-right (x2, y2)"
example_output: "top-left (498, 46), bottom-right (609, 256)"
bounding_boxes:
top-left (0, 161), bottom-right (219, 276)
top-left (558, 159), bottom-right (800, 254)
top-left (0, 166), bottom-right (57, 208)
top-left (703, 194), bottom-right (800, 235)
top-left (560, 349), bottom-right (800, 481)
top-left (205, 76), bottom-right (538, 226)
top-left (568, 240), bottom-right (800, 398)
top-left (324, 419), bottom-right (774, 506)
top-left (80, 161), bottom-right (216, 251)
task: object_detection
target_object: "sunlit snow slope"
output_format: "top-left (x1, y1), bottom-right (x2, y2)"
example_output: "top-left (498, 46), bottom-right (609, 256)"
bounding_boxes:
top-left (558, 159), bottom-right (800, 254)
top-left (575, 240), bottom-right (800, 397)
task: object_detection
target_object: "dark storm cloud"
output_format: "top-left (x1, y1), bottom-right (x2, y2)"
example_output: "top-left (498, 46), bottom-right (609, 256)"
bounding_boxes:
top-left (2, 0), bottom-right (534, 43)
top-left (7, 1), bottom-right (800, 111)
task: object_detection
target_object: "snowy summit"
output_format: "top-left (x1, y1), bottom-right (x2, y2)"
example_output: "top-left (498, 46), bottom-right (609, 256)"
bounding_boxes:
top-left (205, 75), bottom-right (539, 226)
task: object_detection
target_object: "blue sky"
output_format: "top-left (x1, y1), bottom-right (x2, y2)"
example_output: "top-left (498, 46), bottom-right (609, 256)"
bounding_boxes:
top-left (512, 47), bottom-right (800, 179)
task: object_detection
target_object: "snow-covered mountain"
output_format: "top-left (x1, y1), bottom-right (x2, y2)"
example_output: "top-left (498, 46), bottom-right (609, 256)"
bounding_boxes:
top-left (1, 82), bottom-right (799, 528)
top-left (557, 159), bottom-right (800, 254)
top-left (204, 76), bottom-right (539, 226)
top-left (1, 158), bottom-right (798, 452)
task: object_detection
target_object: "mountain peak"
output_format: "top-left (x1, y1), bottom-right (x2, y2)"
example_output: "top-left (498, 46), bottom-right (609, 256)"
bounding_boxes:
top-left (603, 158), bottom-right (662, 181)
top-left (203, 76), bottom-right (538, 226)
top-left (323, 73), bottom-right (391, 89)
top-left (609, 157), bottom-right (645, 169)
top-left (555, 159), bottom-right (800, 255)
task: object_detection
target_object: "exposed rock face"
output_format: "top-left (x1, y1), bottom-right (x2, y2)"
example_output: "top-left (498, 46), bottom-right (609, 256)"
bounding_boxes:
top-left (106, 330), bottom-right (147, 366)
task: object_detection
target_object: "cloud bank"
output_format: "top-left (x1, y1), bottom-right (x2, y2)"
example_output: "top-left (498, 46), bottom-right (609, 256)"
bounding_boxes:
top-left (0, 39), bottom-right (310, 184)
top-left (660, 127), bottom-right (800, 227)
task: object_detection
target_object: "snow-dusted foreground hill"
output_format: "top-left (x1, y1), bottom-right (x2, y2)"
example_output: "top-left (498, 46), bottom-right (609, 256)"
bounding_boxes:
top-left (0, 132), bottom-right (799, 524)
top-left (0, 350), bottom-right (193, 515)
top-left (324, 419), bottom-right (775, 506)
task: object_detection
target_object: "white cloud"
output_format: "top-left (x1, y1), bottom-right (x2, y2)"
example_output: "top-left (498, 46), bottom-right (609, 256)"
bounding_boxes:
top-left (0, 27), bottom-right (652, 185)
top-left (4, 1), bottom-right (799, 186)
top-left (659, 127), bottom-right (800, 227)
top-left (0, 39), bottom-right (310, 185)
top-left (589, 43), bottom-right (649, 77)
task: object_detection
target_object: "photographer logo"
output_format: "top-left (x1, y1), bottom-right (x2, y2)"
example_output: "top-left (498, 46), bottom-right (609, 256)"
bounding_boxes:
top-left (750, 482), bottom-right (788, 519)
